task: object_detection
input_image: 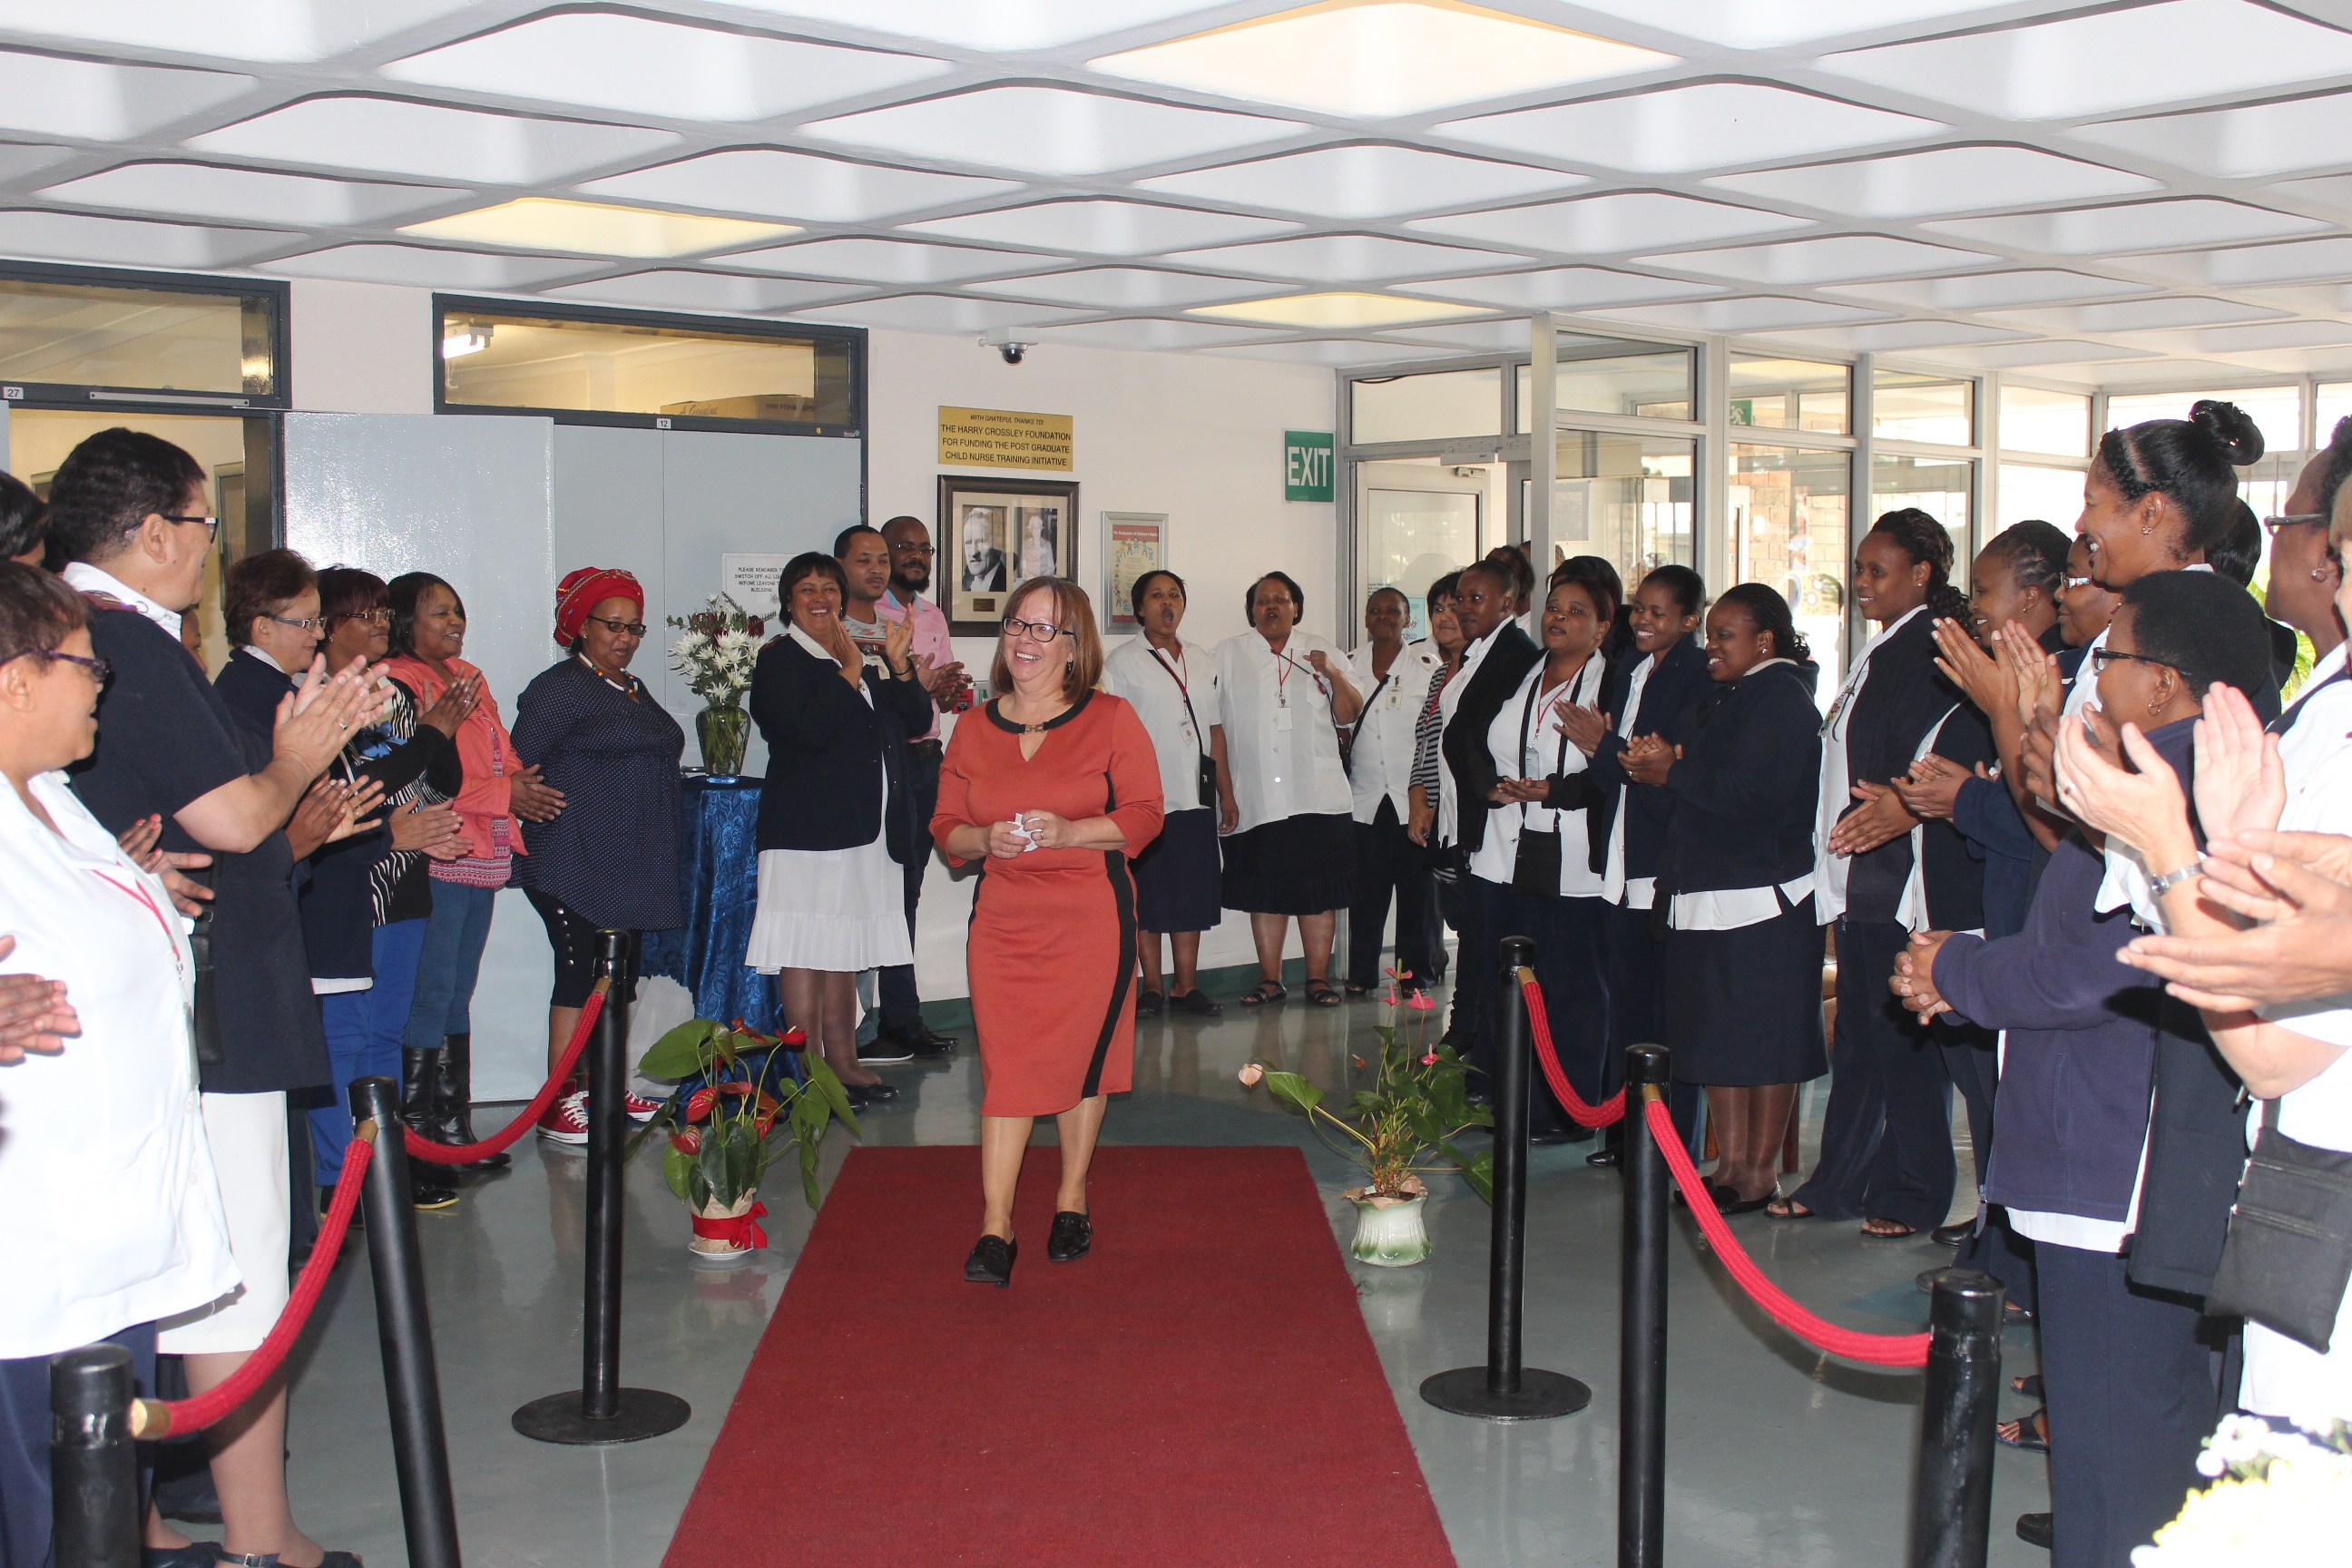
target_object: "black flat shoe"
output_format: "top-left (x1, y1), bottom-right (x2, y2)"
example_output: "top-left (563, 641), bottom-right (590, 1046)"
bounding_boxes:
top-left (1528, 1126), bottom-right (1577, 1146)
top-left (1171, 989), bottom-right (1223, 1017)
top-left (1585, 1147), bottom-right (1622, 1168)
top-left (846, 1081), bottom-right (898, 1105)
top-left (1047, 1210), bottom-right (1092, 1262)
top-left (1136, 990), bottom-right (1164, 1018)
top-left (2015, 1512), bottom-right (2052, 1550)
top-left (965, 1234), bottom-right (1016, 1287)
top-left (1931, 1220), bottom-right (1973, 1247)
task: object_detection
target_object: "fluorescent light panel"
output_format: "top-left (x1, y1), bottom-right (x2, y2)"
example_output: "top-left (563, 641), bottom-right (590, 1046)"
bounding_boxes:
top-left (1187, 291), bottom-right (1492, 328)
top-left (397, 198), bottom-right (798, 258)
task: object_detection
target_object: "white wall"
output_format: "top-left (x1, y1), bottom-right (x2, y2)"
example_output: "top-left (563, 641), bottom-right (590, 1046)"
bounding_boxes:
top-left (289, 279), bottom-right (433, 416)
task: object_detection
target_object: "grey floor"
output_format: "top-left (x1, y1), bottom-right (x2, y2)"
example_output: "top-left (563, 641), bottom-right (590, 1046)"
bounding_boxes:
top-left (268, 971), bottom-right (2052, 1568)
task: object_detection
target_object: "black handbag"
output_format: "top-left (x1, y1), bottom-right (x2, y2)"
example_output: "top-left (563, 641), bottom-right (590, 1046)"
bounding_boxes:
top-left (183, 864), bottom-right (223, 1069)
top-left (2205, 1095), bottom-right (2352, 1353)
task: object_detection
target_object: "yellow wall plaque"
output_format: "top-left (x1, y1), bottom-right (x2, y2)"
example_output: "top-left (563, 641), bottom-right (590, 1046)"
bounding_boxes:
top-left (937, 406), bottom-right (1073, 471)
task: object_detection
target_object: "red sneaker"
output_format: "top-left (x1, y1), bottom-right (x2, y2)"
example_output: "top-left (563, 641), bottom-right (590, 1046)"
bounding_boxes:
top-left (538, 1090), bottom-right (589, 1145)
top-left (624, 1090), bottom-right (662, 1124)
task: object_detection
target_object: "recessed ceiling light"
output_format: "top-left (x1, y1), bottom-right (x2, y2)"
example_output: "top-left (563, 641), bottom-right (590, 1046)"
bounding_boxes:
top-left (1090, 1), bottom-right (1677, 119)
top-left (1186, 291), bottom-right (1492, 328)
top-left (397, 198), bottom-right (798, 258)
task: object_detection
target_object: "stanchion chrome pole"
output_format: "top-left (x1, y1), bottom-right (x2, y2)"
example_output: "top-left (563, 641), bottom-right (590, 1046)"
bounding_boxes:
top-left (48, 1343), bottom-right (137, 1568)
top-left (514, 931), bottom-right (691, 1445)
top-left (1620, 1044), bottom-right (1671, 1568)
top-left (1911, 1269), bottom-right (2004, 1568)
top-left (1421, 934), bottom-right (1591, 1421)
top-left (350, 1077), bottom-right (465, 1568)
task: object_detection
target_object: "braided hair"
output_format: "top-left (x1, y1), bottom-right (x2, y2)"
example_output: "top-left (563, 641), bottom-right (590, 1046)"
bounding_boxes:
top-left (2096, 398), bottom-right (2263, 559)
top-left (1714, 582), bottom-right (1809, 664)
top-left (1981, 520), bottom-right (2071, 602)
top-left (1867, 508), bottom-right (1971, 627)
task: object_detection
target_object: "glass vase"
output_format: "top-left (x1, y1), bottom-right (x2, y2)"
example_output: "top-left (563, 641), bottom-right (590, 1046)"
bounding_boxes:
top-left (696, 699), bottom-right (748, 779)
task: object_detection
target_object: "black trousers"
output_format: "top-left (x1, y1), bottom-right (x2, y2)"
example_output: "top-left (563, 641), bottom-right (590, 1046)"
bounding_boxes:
top-left (2038, 1243), bottom-right (2219, 1568)
top-left (1346, 799), bottom-right (1436, 990)
top-left (879, 740), bottom-right (943, 1032)
top-left (1791, 917), bottom-right (1955, 1229)
top-left (1601, 899), bottom-right (1703, 1157)
top-left (1434, 848), bottom-right (1481, 1046)
top-left (0, 1321), bottom-right (155, 1568)
top-left (526, 890), bottom-right (642, 1010)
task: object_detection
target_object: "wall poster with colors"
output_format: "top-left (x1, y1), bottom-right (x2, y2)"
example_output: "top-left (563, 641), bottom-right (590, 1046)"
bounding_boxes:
top-left (938, 475), bottom-right (1080, 636)
top-left (1101, 512), bottom-right (1168, 633)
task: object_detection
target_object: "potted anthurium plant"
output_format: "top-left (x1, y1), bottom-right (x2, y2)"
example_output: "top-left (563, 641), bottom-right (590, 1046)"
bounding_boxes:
top-left (632, 1016), bottom-right (857, 1260)
top-left (1238, 969), bottom-right (1493, 1267)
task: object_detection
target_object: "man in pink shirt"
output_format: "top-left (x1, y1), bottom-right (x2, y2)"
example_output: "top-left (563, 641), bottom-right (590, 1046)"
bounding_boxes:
top-left (871, 515), bottom-right (967, 1057)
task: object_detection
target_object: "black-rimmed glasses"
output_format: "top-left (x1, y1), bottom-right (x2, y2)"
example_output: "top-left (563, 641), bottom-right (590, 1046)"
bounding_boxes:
top-left (583, 614), bottom-right (649, 637)
top-left (2090, 647), bottom-right (2176, 675)
top-left (42, 650), bottom-right (112, 683)
top-left (1002, 616), bottom-right (1073, 642)
top-left (162, 514), bottom-right (220, 542)
top-left (2265, 513), bottom-right (2328, 534)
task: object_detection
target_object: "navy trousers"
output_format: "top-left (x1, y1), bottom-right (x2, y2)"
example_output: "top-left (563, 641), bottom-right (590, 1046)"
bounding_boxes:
top-left (878, 743), bottom-right (942, 1033)
top-left (1346, 799), bottom-right (1436, 991)
top-left (0, 1322), bottom-right (155, 1568)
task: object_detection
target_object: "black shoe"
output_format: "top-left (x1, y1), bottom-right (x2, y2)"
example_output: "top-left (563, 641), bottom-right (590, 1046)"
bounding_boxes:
top-left (410, 1172), bottom-right (459, 1211)
top-left (435, 1034), bottom-right (509, 1171)
top-left (2015, 1512), bottom-right (2052, 1550)
top-left (880, 1024), bottom-right (956, 1058)
top-left (856, 1036), bottom-right (916, 1064)
top-left (845, 1081), bottom-right (900, 1107)
top-left (1529, 1126), bottom-right (1577, 1146)
top-left (1136, 990), bottom-right (1164, 1018)
top-left (1171, 989), bottom-right (1223, 1017)
top-left (965, 1234), bottom-right (1016, 1286)
top-left (1931, 1220), bottom-right (1973, 1247)
top-left (1047, 1210), bottom-right (1093, 1262)
top-left (143, 1545), bottom-right (222, 1568)
top-left (1585, 1147), bottom-right (1622, 1168)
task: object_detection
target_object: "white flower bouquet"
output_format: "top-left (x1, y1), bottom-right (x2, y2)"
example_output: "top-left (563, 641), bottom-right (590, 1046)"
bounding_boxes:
top-left (666, 593), bottom-right (763, 706)
top-left (2132, 1413), bottom-right (2352, 1565)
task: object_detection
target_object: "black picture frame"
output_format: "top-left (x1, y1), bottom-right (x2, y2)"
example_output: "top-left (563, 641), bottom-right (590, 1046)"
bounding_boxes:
top-left (936, 475), bottom-right (1080, 636)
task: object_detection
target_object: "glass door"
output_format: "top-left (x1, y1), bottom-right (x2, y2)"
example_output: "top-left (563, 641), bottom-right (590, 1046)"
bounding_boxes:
top-left (1357, 459), bottom-right (1488, 637)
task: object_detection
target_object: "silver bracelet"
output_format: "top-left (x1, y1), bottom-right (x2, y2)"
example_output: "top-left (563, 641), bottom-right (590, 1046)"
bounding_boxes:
top-left (2149, 859), bottom-right (2203, 897)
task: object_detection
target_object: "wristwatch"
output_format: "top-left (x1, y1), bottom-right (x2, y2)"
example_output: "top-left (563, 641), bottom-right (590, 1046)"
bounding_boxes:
top-left (2148, 860), bottom-right (2203, 897)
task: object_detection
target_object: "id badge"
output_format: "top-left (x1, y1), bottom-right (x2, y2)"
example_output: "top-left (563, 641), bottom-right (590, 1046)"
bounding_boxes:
top-left (1275, 705), bottom-right (1295, 732)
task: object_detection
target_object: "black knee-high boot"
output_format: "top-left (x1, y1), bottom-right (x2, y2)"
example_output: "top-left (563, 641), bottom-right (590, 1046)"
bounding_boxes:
top-left (397, 1047), bottom-right (461, 1208)
top-left (436, 1032), bottom-right (511, 1171)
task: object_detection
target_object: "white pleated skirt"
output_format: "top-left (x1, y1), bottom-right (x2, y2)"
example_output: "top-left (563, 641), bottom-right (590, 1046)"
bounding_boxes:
top-left (745, 836), bottom-right (914, 975)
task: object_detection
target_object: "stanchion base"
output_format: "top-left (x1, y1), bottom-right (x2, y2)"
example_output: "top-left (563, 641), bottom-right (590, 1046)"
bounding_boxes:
top-left (1418, 1367), bottom-right (1591, 1422)
top-left (512, 1387), bottom-right (692, 1446)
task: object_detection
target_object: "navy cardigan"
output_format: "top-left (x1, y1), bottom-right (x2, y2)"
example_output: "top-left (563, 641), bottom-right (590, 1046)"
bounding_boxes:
top-left (1439, 622), bottom-right (1542, 857)
top-left (1653, 659), bottom-right (1823, 897)
top-left (1581, 635), bottom-right (1710, 880)
top-left (749, 634), bottom-right (933, 862)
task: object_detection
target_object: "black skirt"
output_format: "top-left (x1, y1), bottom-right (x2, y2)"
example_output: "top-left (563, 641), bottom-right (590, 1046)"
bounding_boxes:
top-left (1663, 896), bottom-right (1828, 1086)
top-left (1132, 808), bottom-right (1222, 933)
top-left (1220, 812), bottom-right (1361, 916)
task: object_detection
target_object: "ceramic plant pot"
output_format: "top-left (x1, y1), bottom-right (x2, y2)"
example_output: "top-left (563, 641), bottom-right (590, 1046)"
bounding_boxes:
top-left (1349, 1191), bottom-right (1431, 1268)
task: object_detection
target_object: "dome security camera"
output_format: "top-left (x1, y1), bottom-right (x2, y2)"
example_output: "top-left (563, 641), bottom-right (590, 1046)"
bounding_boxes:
top-left (978, 331), bottom-right (1032, 365)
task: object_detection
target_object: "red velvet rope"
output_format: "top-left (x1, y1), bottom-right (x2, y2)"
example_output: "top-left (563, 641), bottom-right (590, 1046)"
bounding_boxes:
top-left (1519, 970), bottom-right (1626, 1128)
top-left (132, 1134), bottom-right (376, 1438)
top-left (404, 981), bottom-right (607, 1165)
top-left (1642, 1095), bottom-right (1930, 1367)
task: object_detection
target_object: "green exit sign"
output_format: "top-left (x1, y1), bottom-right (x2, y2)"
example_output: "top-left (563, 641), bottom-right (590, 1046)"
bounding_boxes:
top-left (1284, 430), bottom-right (1334, 503)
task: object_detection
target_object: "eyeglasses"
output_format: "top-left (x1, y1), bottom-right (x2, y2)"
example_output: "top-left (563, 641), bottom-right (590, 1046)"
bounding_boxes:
top-left (2265, 513), bottom-right (2327, 534)
top-left (1002, 616), bottom-right (1073, 642)
top-left (162, 514), bottom-right (220, 542)
top-left (2090, 647), bottom-right (2176, 675)
top-left (270, 614), bottom-right (324, 632)
top-left (42, 649), bottom-right (112, 683)
top-left (891, 542), bottom-right (936, 557)
top-left (2063, 574), bottom-right (2093, 590)
top-left (584, 615), bottom-right (648, 637)
top-left (330, 608), bottom-right (394, 627)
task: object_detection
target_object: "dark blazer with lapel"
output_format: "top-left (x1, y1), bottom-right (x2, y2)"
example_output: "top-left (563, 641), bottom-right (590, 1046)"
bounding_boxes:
top-left (1580, 634), bottom-right (1710, 877)
top-left (750, 633), bottom-right (934, 862)
top-left (1655, 659), bottom-right (1823, 897)
top-left (1836, 610), bottom-right (1964, 923)
top-left (1440, 622), bottom-right (1541, 857)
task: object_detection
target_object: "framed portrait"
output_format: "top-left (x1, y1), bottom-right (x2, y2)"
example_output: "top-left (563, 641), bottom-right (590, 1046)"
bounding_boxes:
top-left (937, 476), bottom-right (1079, 636)
top-left (1100, 511), bottom-right (1168, 633)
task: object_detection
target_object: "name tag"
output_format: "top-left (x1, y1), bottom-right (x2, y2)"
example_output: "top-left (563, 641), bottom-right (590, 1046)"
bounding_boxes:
top-left (1275, 706), bottom-right (1294, 732)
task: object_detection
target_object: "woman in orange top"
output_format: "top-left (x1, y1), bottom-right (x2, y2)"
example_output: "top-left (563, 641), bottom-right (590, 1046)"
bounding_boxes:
top-left (934, 577), bottom-right (1163, 1287)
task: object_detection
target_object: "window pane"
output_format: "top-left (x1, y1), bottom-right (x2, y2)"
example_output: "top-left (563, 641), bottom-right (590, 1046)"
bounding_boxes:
top-left (1367, 483), bottom-right (1481, 632)
top-left (1872, 452), bottom-right (1975, 590)
top-left (1873, 369), bottom-right (1973, 445)
top-left (2104, 385), bottom-right (2301, 456)
top-left (1351, 366), bottom-right (1501, 445)
top-left (1730, 354), bottom-right (1849, 434)
top-left (2318, 381), bottom-right (2352, 441)
top-left (1554, 333), bottom-right (1692, 422)
top-left (1553, 431), bottom-right (1694, 585)
top-left (1999, 385), bottom-right (2090, 457)
top-left (1730, 444), bottom-right (1850, 703)
top-left (0, 276), bottom-right (277, 396)
top-left (440, 309), bottom-right (853, 424)
top-left (1996, 463), bottom-right (2084, 536)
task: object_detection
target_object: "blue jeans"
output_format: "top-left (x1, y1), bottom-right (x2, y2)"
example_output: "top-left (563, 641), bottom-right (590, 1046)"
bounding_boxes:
top-left (311, 920), bottom-right (426, 1184)
top-left (404, 883), bottom-right (496, 1049)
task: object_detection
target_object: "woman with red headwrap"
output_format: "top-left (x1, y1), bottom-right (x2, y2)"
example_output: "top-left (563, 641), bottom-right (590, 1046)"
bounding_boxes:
top-left (512, 567), bottom-right (685, 1142)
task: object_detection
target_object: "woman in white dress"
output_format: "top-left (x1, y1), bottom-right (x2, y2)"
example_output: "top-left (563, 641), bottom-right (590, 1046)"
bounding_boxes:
top-left (746, 553), bottom-right (931, 1108)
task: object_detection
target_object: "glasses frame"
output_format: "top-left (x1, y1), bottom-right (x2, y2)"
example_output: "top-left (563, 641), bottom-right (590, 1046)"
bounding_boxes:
top-left (2265, 513), bottom-right (2328, 535)
top-left (2090, 647), bottom-right (2177, 676)
top-left (889, 541), bottom-right (936, 557)
top-left (328, 608), bottom-right (394, 627)
top-left (162, 514), bottom-right (220, 541)
top-left (582, 614), bottom-right (649, 637)
top-left (1001, 616), bottom-right (1073, 643)
top-left (269, 613), bottom-right (324, 632)
top-left (41, 649), bottom-right (113, 683)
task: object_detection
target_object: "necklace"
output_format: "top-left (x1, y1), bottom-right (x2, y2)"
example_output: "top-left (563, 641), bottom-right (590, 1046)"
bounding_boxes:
top-left (576, 652), bottom-right (633, 698)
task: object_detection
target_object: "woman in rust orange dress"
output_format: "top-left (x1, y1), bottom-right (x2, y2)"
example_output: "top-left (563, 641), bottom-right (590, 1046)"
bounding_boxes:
top-left (934, 576), bottom-right (1164, 1287)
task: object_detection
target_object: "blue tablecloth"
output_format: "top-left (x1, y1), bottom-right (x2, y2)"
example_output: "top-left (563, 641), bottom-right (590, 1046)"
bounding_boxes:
top-left (642, 776), bottom-right (778, 1033)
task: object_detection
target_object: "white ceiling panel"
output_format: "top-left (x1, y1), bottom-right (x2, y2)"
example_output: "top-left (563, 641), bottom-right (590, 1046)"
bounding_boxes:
top-left (2123, 236), bottom-right (2352, 288)
top-left (381, 14), bottom-right (953, 123)
top-left (1925, 198), bottom-right (2329, 254)
top-left (1977, 295), bottom-right (2288, 333)
top-left (2129, 319), bottom-right (2352, 354)
top-left (185, 97), bottom-right (680, 185)
top-left (1706, 145), bottom-right (2161, 219)
top-left (1642, 234), bottom-right (1998, 285)
top-left (1377, 319), bottom-right (1535, 351)
top-left (2071, 91), bottom-right (2352, 180)
top-left (1823, 270), bottom-right (2159, 310)
top-left (713, 0), bottom-right (1244, 52)
top-left (1134, 143), bottom-right (1581, 220)
top-left (0, 0), bottom-right (478, 64)
top-left (1195, 338), bottom-right (1462, 366)
top-left (965, 266), bottom-right (1263, 308)
top-left (2265, 172), bottom-right (2352, 216)
top-left (1926, 338), bottom-right (2160, 368)
top-left (803, 85), bottom-right (1305, 176)
top-left (788, 292), bottom-right (1091, 331)
top-left (1401, 266), bottom-right (1724, 309)
top-left (2242, 282), bottom-right (2352, 317)
top-left (1751, 320), bottom-right (2035, 352)
top-left (1407, 191), bottom-right (1807, 252)
top-left (1438, 83), bottom-right (1943, 175)
top-left (1592, 295), bottom-right (1890, 331)
top-left (39, 162), bottom-right (459, 226)
top-left (0, 143), bottom-right (76, 181)
top-left (0, 210), bottom-right (294, 268)
top-left (1025, 318), bottom-right (1279, 352)
top-left (540, 270), bottom-right (858, 313)
top-left (0, 51), bottom-right (253, 142)
top-left (1162, 232), bottom-right (1524, 281)
top-left (1818, 1), bottom-right (2352, 121)
top-left (901, 199), bottom-right (1299, 255)
top-left (254, 243), bottom-right (592, 289)
top-left (577, 149), bottom-right (1016, 223)
top-left (717, 236), bottom-right (1051, 283)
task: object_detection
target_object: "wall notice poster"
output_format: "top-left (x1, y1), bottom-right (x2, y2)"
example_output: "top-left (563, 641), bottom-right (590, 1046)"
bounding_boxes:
top-left (938, 406), bottom-right (1073, 471)
top-left (937, 476), bottom-right (1081, 636)
top-left (720, 552), bottom-right (793, 619)
top-left (1101, 512), bottom-right (1168, 632)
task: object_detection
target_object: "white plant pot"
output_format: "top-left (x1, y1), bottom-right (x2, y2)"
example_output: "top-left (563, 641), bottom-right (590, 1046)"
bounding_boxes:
top-left (1349, 1191), bottom-right (1431, 1268)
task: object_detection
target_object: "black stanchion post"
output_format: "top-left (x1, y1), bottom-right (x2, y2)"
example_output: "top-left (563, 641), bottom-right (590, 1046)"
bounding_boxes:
top-left (1420, 935), bottom-right (1591, 1421)
top-left (514, 931), bottom-right (691, 1446)
top-left (1911, 1269), bottom-right (2004, 1568)
top-left (1619, 1044), bottom-right (1671, 1568)
top-left (350, 1076), bottom-right (465, 1568)
top-left (48, 1343), bottom-right (137, 1568)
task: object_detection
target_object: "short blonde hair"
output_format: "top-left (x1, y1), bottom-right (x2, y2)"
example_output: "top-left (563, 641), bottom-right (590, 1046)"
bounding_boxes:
top-left (990, 576), bottom-right (1102, 701)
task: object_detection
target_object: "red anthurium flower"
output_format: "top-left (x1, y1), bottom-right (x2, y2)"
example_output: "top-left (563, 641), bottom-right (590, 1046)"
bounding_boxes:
top-left (754, 1111), bottom-right (778, 1138)
top-left (720, 1082), bottom-right (753, 1096)
top-left (685, 1087), bottom-right (718, 1122)
top-left (779, 1026), bottom-right (808, 1048)
top-left (669, 1130), bottom-right (701, 1155)
top-left (1421, 1053), bottom-right (1440, 1066)
top-left (1406, 992), bottom-right (1436, 1012)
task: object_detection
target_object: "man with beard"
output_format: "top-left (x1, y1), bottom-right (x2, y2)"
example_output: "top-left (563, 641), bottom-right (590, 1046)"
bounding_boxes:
top-left (868, 514), bottom-right (966, 1058)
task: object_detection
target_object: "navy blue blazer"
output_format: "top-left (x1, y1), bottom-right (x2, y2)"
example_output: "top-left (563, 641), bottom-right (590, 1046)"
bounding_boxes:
top-left (1654, 659), bottom-right (1823, 897)
top-left (1439, 622), bottom-right (1542, 857)
top-left (749, 633), bottom-right (933, 861)
top-left (1581, 635), bottom-right (1709, 880)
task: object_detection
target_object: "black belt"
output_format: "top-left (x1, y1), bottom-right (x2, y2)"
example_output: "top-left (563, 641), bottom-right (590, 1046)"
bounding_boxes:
top-left (907, 738), bottom-right (944, 755)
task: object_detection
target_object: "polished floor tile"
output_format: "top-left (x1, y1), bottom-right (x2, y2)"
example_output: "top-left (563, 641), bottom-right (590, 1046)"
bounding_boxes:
top-left (273, 980), bottom-right (2051, 1567)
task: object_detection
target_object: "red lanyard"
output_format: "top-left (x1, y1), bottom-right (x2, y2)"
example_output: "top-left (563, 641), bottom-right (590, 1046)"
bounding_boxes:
top-left (1272, 646), bottom-right (1326, 705)
top-left (1152, 645), bottom-right (1189, 699)
top-left (89, 868), bottom-right (184, 985)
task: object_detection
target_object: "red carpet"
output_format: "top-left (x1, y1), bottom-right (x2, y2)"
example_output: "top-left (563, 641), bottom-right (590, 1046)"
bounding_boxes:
top-left (662, 1145), bottom-right (1458, 1568)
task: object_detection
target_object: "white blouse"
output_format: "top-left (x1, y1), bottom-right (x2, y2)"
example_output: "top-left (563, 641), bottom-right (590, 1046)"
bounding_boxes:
top-left (1468, 655), bottom-right (1607, 897)
top-left (0, 770), bottom-right (238, 1358)
top-left (1436, 623), bottom-right (1504, 848)
top-left (1348, 642), bottom-right (1440, 825)
top-left (1813, 603), bottom-right (1926, 925)
top-left (1212, 629), bottom-right (1352, 834)
top-left (1103, 636), bottom-right (1214, 813)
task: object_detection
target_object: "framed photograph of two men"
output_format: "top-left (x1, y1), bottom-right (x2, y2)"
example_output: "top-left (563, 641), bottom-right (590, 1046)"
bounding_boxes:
top-left (938, 476), bottom-right (1080, 636)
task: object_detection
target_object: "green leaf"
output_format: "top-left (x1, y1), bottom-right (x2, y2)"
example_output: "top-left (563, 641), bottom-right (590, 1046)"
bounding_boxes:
top-left (638, 1018), bottom-right (718, 1079)
top-left (661, 1142), bottom-right (692, 1204)
top-left (1259, 1070), bottom-right (1323, 1116)
top-left (806, 1055), bottom-right (859, 1129)
top-left (1447, 1145), bottom-right (1495, 1205)
top-left (799, 1138), bottom-right (822, 1209)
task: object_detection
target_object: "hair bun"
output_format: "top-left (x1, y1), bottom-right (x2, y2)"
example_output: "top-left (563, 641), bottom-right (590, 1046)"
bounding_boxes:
top-left (2190, 399), bottom-right (2264, 466)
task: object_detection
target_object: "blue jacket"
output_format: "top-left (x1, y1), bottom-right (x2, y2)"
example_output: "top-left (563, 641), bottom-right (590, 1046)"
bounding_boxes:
top-left (1655, 659), bottom-right (1822, 896)
top-left (1583, 635), bottom-right (1710, 881)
